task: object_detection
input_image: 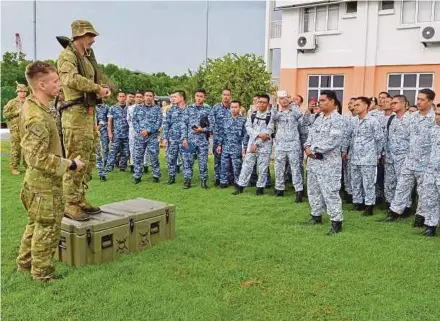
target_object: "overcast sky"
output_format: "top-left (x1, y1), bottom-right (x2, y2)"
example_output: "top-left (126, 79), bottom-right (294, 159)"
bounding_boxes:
top-left (1, 0), bottom-right (267, 75)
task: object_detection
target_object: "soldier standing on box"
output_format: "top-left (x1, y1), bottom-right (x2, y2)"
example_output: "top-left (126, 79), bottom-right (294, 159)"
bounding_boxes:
top-left (95, 99), bottom-right (109, 181)
top-left (233, 94), bottom-right (274, 196)
top-left (163, 90), bottom-right (186, 185)
top-left (17, 61), bottom-right (85, 282)
top-left (181, 89), bottom-right (211, 189)
top-left (303, 90), bottom-right (344, 235)
top-left (57, 20), bottom-right (110, 221)
top-left (217, 100), bottom-right (246, 188)
top-left (3, 82), bottom-right (28, 175)
top-left (272, 90), bottom-right (307, 202)
top-left (342, 97), bottom-right (385, 217)
top-left (385, 89), bottom-right (436, 227)
top-left (106, 92), bottom-right (129, 172)
top-left (132, 90), bottom-right (162, 184)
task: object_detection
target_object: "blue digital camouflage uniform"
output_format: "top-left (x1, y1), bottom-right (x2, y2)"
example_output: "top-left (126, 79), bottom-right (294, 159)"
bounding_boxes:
top-left (106, 104), bottom-right (129, 171)
top-left (95, 103), bottom-right (109, 177)
top-left (132, 104), bottom-right (162, 179)
top-left (181, 104), bottom-right (211, 181)
top-left (163, 104), bottom-right (185, 176)
top-left (343, 115), bottom-right (385, 206)
top-left (272, 105), bottom-right (308, 192)
top-left (341, 113), bottom-right (354, 195)
top-left (218, 113), bottom-right (246, 185)
top-left (390, 109), bottom-right (436, 216)
top-left (418, 125), bottom-right (440, 227)
top-left (304, 111), bottom-right (344, 221)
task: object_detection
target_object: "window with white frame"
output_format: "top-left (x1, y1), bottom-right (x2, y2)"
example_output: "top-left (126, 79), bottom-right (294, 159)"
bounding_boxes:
top-left (381, 1), bottom-right (395, 11)
top-left (308, 75), bottom-right (345, 103)
top-left (401, 0), bottom-right (440, 24)
top-left (387, 73), bottom-right (434, 105)
top-left (303, 4), bottom-right (339, 33)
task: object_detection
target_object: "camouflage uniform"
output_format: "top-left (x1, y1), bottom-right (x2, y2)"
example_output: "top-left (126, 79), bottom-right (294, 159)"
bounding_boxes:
top-left (57, 20), bottom-right (103, 217)
top-left (181, 104), bottom-right (211, 182)
top-left (17, 95), bottom-right (71, 280)
top-left (236, 109), bottom-right (274, 188)
top-left (341, 113), bottom-right (354, 196)
top-left (218, 113), bottom-right (246, 185)
top-left (272, 106), bottom-right (307, 192)
top-left (127, 103), bottom-right (136, 165)
top-left (106, 104), bottom-right (129, 170)
top-left (418, 125), bottom-right (440, 227)
top-left (95, 103), bottom-right (109, 177)
top-left (368, 109), bottom-right (386, 200)
top-left (343, 115), bottom-right (384, 206)
top-left (304, 111), bottom-right (344, 221)
top-left (132, 104), bottom-right (162, 179)
top-left (163, 104), bottom-right (185, 176)
top-left (390, 110), bottom-right (436, 216)
top-left (3, 90), bottom-right (27, 170)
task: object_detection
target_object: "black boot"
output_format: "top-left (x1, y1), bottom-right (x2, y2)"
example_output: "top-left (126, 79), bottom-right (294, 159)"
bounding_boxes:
top-left (274, 189), bottom-right (284, 197)
top-left (385, 202), bottom-right (391, 210)
top-left (130, 165), bottom-right (134, 173)
top-left (413, 214), bottom-right (425, 228)
top-left (402, 207), bottom-right (413, 218)
top-left (201, 180), bottom-right (208, 189)
top-left (422, 225), bottom-right (437, 237)
top-left (120, 168), bottom-right (126, 172)
top-left (306, 216), bottom-right (323, 225)
top-left (100, 176), bottom-right (107, 182)
top-left (362, 205), bottom-right (374, 217)
top-left (352, 203), bottom-right (365, 211)
top-left (134, 177), bottom-right (141, 184)
top-left (327, 221), bottom-right (342, 235)
top-left (167, 176), bottom-right (175, 185)
top-left (144, 166), bottom-right (149, 174)
top-left (256, 187), bottom-right (264, 196)
top-left (183, 179), bottom-right (191, 189)
top-left (295, 191), bottom-right (303, 203)
top-left (232, 185), bottom-right (243, 195)
top-left (219, 183), bottom-right (227, 189)
top-left (153, 177), bottom-right (159, 183)
top-left (215, 179), bottom-right (220, 187)
top-left (384, 209), bottom-right (400, 222)
top-left (345, 194), bottom-right (353, 204)
top-left (376, 197), bottom-right (384, 206)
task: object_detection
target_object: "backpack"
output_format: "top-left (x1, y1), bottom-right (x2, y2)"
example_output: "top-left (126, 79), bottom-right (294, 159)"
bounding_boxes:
top-left (386, 114), bottom-right (396, 133)
top-left (251, 111), bottom-right (271, 125)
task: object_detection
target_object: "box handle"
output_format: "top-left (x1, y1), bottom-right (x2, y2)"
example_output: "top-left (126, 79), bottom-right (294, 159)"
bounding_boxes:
top-left (101, 234), bottom-right (113, 249)
top-left (129, 218), bottom-right (134, 233)
top-left (165, 209), bottom-right (170, 224)
top-left (150, 222), bottom-right (160, 234)
top-left (58, 236), bottom-right (67, 249)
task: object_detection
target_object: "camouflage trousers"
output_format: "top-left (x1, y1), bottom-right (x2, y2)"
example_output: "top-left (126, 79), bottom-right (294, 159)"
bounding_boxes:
top-left (418, 174), bottom-right (440, 226)
top-left (182, 142), bottom-right (209, 181)
top-left (129, 129), bottom-right (151, 166)
top-left (237, 152), bottom-right (271, 188)
top-left (9, 124), bottom-right (26, 170)
top-left (274, 149), bottom-right (303, 192)
top-left (307, 171), bottom-right (343, 222)
top-left (166, 140), bottom-right (183, 176)
top-left (213, 140), bottom-right (222, 181)
top-left (106, 137), bottom-right (129, 171)
top-left (17, 182), bottom-right (64, 280)
top-left (390, 169), bottom-right (424, 215)
top-left (384, 158), bottom-right (411, 207)
top-left (343, 158), bottom-right (352, 195)
top-left (96, 130), bottom-right (109, 177)
top-left (133, 137), bottom-right (161, 179)
top-left (220, 151), bottom-right (242, 185)
top-left (351, 164), bottom-right (377, 206)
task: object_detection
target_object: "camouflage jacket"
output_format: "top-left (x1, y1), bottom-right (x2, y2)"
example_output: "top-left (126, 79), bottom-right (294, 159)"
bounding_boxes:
top-left (427, 125), bottom-right (440, 175)
top-left (384, 112), bottom-right (410, 164)
top-left (245, 109), bottom-right (275, 154)
top-left (108, 104), bottom-right (129, 139)
top-left (181, 104), bottom-right (211, 145)
top-left (132, 104), bottom-right (162, 140)
top-left (218, 113), bottom-right (246, 155)
top-left (272, 106), bottom-right (308, 151)
top-left (3, 97), bottom-right (25, 125)
top-left (210, 103), bottom-right (231, 145)
top-left (163, 105), bottom-right (185, 142)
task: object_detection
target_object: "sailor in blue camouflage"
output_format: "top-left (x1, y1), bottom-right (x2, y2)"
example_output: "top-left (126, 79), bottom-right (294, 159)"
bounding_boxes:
top-left (343, 98), bottom-right (384, 207)
top-left (217, 101), bottom-right (246, 186)
top-left (389, 90), bottom-right (436, 221)
top-left (106, 94), bottom-right (129, 171)
top-left (272, 91), bottom-right (307, 194)
top-left (132, 91), bottom-right (162, 181)
top-left (163, 102), bottom-right (185, 178)
top-left (95, 102), bottom-right (109, 178)
top-left (181, 90), bottom-right (211, 185)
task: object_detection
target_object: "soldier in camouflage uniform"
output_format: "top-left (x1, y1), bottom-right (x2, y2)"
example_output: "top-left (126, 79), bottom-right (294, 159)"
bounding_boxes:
top-left (303, 90), bottom-right (344, 235)
top-left (417, 106), bottom-right (440, 237)
top-left (95, 100), bottom-right (109, 180)
top-left (386, 89), bottom-right (436, 227)
top-left (17, 61), bottom-right (85, 282)
top-left (57, 20), bottom-right (110, 221)
top-left (127, 92), bottom-right (139, 172)
top-left (181, 89), bottom-right (211, 189)
top-left (342, 97), bottom-right (384, 216)
top-left (217, 100), bottom-right (246, 188)
top-left (163, 90), bottom-right (185, 185)
top-left (341, 98), bottom-right (357, 202)
top-left (272, 91), bottom-right (307, 202)
top-left (3, 82), bottom-right (28, 174)
top-left (132, 90), bottom-right (162, 184)
top-left (106, 92), bottom-right (129, 172)
top-left (233, 94), bottom-right (274, 196)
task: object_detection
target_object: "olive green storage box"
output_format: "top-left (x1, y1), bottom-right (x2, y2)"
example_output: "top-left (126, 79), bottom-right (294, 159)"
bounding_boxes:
top-left (57, 198), bottom-right (176, 267)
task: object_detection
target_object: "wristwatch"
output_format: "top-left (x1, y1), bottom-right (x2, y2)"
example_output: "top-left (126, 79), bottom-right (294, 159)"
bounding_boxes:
top-left (69, 160), bottom-right (77, 171)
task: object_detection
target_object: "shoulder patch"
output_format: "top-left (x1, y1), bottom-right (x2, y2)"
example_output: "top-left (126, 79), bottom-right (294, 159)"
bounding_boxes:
top-left (28, 123), bottom-right (45, 137)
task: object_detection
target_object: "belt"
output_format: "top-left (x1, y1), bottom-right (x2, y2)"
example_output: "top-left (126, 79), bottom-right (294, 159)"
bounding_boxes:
top-left (60, 98), bottom-right (84, 111)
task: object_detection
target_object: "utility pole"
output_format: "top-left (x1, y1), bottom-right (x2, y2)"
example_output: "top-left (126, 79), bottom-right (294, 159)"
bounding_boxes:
top-left (33, 0), bottom-right (37, 60)
top-left (205, 0), bottom-right (209, 67)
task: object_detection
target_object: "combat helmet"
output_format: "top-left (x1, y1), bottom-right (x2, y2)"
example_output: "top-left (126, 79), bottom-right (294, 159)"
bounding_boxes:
top-left (71, 20), bottom-right (99, 38)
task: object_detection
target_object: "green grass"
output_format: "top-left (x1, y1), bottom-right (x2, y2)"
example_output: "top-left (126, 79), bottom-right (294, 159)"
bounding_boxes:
top-left (1, 141), bottom-right (439, 321)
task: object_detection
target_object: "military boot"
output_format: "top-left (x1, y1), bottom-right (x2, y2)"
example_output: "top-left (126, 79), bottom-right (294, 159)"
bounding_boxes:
top-left (100, 176), bottom-right (107, 182)
top-left (232, 185), bottom-right (243, 195)
top-left (352, 203), bottom-right (365, 211)
top-left (384, 209), bottom-right (400, 222)
top-left (422, 225), bottom-right (437, 237)
top-left (256, 187), bottom-right (264, 196)
top-left (134, 177), bottom-right (141, 184)
top-left (327, 221), bottom-right (342, 235)
top-left (413, 214), bottom-right (425, 228)
top-left (201, 180), bottom-right (208, 189)
top-left (306, 215), bottom-right (322, 225)
top-left (130, 165), bottom-right (134, 173)
top-left (274, 189), bottom-right (284, 197)
top-left (362, 205), bottom-right (374, 217)
top-left (78, 200), bottom-right (101, 215)
top-left (167, 176), bottom-right (175, 185)
top-left (153, 177), bottom-right (159, 183)
top-left (215, 179), bottom-right (220, 187)
top-left (11, 169), bottom-right (21, 175)
top-left (295, 191), bottom-right (303, 203)
top-left (402, 207), bottom-right (413, 218)
top-left (64, 204), bottom-right (90, 221)
top-left (183, 179), bottom-right (191, 189)
top-left (219, 183), bottom-right (227, 189)
top-left (385, 202), bottom-right (391, 210)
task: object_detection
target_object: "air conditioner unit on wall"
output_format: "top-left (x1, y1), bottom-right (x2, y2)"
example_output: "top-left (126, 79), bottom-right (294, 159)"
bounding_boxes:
top-left (296, 33), bottom-right (317, 52)
top-left (420, 22), bottom-right (440, 47)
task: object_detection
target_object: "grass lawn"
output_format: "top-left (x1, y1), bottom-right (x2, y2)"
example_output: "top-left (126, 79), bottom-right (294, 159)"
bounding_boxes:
top-left (1, 141), bottom-right (439, 321)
